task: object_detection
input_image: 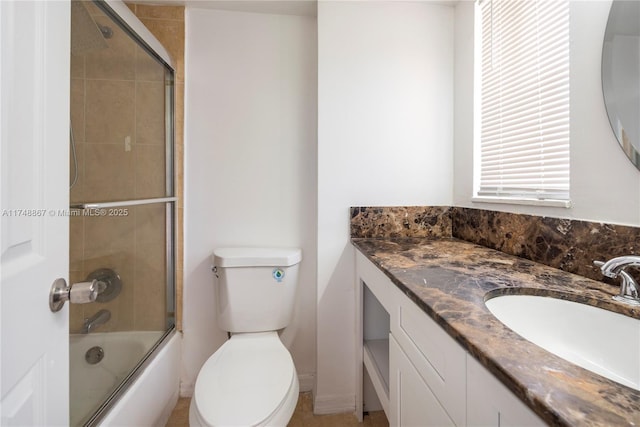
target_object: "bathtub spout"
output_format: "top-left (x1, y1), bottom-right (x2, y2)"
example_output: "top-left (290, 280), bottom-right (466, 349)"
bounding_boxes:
top-left (82, 309), bottom-right (111, 334)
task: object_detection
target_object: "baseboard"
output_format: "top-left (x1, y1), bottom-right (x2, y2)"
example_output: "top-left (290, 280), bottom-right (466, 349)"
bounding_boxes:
top-left (313, 393), bottom-right (355, 415)
top-left (297, 373), bottom-right (315, 392)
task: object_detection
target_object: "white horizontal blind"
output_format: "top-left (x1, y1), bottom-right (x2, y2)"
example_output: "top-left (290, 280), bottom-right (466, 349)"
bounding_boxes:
top-left (478, 0), bottom-right (570, 201)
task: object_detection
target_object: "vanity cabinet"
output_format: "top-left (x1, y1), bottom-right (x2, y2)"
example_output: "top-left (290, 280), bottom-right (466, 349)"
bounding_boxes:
top-left (356, 250), bottom-right (544, 426)
top-left (466, 355), bottom-right (542, 426)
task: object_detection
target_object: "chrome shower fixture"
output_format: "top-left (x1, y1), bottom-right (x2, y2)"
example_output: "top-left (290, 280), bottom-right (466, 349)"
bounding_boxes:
top-left (70, 1), bottom-right (111, 55)
top-left (98, 24), bottom-right (113, 39)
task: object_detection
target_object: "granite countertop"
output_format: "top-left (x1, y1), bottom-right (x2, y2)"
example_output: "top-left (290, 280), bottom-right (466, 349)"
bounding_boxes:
top-left (351, 237), bottom-right (640, 427)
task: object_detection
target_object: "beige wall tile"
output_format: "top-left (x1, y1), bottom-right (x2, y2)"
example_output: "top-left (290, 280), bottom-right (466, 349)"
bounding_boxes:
top-left (69, 215), bottom-right (85, 272)
top-left (70, 3), bottom-right (182, 335)
top-left (176, 207), bottom-right (183, 272)
top-left (83, 211), bottom-right (136, 259)
top-left (70, 143), bottom-right (85, 204)
top-left (70, 197), bottom-right (137, 332)
top-left (134, 4), bottom-right (184, 21)
top-left (70, 53), bottom-right (85, 79)
top-left (70, 78), bottom-right (85, 142)
top-left (136, 81), bottom-right (165, 145)
top-left (175, 82), bottom-right (184, 125)
top-left (175, 142), bottom-right (183, 202)
top-left (70, 78), bottom-right (86, 202)
top-left (85, 0), bottom-right (105, 17)
top-left (85, 80), bottom-right (135, 144)
top-left (136, 45), bottom-right (165, 82)
top-left (133, 6), bottom-right (186, 331)
top-left (134, 241), bottom-right (167, 330)
top-left (139, 18), bottom-right (185, 83)
top-left (135, 144), bottom-right (166, 199)
top-left (136, 204), bottom-right (166, 246)
top-left (175, 82), bottom-right (184, 203)
top-left (83, 143), bottom-right (136, 202)
top-left (85, 15), bottom-right (136, 81)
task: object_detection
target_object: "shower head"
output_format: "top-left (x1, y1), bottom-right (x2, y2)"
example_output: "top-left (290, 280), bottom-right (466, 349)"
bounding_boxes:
top-left (70, 1), bottom-right (109, 56)
top-left (98, 24), bottom-right (113, 39)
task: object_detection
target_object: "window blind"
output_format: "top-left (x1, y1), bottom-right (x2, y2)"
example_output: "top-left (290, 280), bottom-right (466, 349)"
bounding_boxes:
top-left (477, 0), bottom-right (570, 202)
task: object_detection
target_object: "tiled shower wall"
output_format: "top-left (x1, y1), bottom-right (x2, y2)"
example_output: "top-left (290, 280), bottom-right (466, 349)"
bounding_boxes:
top-left (128, 2), bottom-right (185, 331)
top-left (69, 2), bottom-right (185, 332)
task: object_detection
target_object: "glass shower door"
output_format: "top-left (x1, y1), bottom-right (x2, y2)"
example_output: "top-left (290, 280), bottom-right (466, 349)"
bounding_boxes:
top-left (69, 1), bottom-right (175, 425)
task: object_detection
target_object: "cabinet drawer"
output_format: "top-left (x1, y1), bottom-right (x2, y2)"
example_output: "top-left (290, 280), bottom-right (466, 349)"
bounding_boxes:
top-left (390, 334), bottom-right (455, 427)
top-left (391, 293), bottom-right (466, 426)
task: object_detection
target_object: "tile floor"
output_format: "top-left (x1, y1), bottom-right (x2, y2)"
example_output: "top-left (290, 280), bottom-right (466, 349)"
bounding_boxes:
top-left (166, 392), bottom-right (389, 426)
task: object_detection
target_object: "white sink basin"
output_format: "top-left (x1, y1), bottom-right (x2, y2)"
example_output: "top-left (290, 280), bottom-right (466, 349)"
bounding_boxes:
top-left (485, 295), bottom-right (640, 391)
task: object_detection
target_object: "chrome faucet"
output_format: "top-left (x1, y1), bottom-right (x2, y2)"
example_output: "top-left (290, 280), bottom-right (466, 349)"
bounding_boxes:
top-left (82, 309), bottom-right (111, 334)
top-left (594, 256), bottom-right (640, 306)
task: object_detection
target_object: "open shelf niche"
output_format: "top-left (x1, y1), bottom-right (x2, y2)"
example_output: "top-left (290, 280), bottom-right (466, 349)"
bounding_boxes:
top-left (362, 283), bottom-right (390, 415)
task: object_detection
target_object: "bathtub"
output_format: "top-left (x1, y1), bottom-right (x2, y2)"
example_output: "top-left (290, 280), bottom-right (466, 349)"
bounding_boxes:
top-left (70, 329), bottom-right (181, 427)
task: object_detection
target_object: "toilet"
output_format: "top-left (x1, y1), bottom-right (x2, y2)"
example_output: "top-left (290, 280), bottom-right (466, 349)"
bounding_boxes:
top-left (189, 247), bottom-right (302, 427)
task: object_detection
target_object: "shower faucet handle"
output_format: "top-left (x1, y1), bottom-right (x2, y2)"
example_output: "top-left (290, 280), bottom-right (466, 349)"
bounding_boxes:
top-left (70, 280), bottom-right (99, 304)
top-left (49, 278), bottom-right (99, 312)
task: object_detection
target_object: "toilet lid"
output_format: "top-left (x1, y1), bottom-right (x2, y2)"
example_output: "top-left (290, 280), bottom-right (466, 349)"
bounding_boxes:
top-left (193, 332), bottom-right (295, 427)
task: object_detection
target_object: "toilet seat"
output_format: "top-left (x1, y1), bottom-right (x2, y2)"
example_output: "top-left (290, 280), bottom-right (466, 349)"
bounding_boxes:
top-left (191, 331), bottom-right (298, 427)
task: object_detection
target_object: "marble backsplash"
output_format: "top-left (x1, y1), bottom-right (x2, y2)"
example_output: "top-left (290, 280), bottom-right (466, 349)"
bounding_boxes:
top-left (350, 206), bottom-right (640, 282)
top-left (350, 206), bottom-right (452, 238)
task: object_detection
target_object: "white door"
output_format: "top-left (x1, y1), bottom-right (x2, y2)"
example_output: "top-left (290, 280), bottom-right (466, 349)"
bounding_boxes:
top-left (1, 1), bottom-right (70, 425)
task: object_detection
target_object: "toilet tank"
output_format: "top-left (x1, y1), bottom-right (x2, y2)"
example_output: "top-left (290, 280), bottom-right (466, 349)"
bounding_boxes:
top-left (212, 247), bottom-right (302, 333)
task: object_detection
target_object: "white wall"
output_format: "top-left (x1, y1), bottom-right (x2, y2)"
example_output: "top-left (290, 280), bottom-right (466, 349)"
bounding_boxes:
top-left (454, 0), bottom-right (640, 226)
top-left (183, 7), bottom-right (318, 394)
top-left (316, 1), bottom-right (454, 413)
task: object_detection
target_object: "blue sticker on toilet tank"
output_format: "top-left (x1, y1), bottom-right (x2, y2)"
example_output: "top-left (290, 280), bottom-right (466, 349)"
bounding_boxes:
top-left (272, 268), bottom-right (285, 282)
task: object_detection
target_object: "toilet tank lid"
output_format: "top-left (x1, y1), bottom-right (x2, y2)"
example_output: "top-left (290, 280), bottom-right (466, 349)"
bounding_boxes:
top-left (213, 247), bottom-right (302, 267)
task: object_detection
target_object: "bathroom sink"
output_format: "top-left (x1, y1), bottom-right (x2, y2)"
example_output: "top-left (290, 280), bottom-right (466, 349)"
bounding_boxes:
top-left (485, 294), bottom-right (640, 391)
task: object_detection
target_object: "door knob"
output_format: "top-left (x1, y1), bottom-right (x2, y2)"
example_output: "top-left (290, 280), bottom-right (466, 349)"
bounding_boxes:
top-left (49, 278), bottom-right (99, 312)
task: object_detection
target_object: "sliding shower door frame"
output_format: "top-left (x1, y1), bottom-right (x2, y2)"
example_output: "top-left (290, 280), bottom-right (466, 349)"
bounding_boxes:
top-left (73, 1), bottom-right (177, 425)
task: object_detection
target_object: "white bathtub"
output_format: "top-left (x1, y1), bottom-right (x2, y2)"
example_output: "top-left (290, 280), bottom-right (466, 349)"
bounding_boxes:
top-left (70, 330), bottom-right (181, 427)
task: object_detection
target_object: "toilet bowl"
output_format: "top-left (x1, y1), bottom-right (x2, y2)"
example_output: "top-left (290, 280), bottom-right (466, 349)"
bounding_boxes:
top-left (189, 332), bottom-right (299, 427)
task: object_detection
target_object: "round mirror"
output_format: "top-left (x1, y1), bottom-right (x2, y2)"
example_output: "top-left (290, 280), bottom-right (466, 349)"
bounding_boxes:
top-left (602, 1), bottom-right (640, 169)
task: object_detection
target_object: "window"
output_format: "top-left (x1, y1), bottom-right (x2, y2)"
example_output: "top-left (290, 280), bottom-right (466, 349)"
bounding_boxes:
top-left (475, 0), bottom-right (570, 207)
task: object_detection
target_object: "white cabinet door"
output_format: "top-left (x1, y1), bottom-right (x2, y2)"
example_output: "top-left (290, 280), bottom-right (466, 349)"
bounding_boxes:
top-left (0, 1), bottom-right (70, 425)
top-left (467, 355), bottom-right (544, 427)
top-left (391, 290), bottom-right (466, 426)
top-left (390, 335), bottom-right (455, 427)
